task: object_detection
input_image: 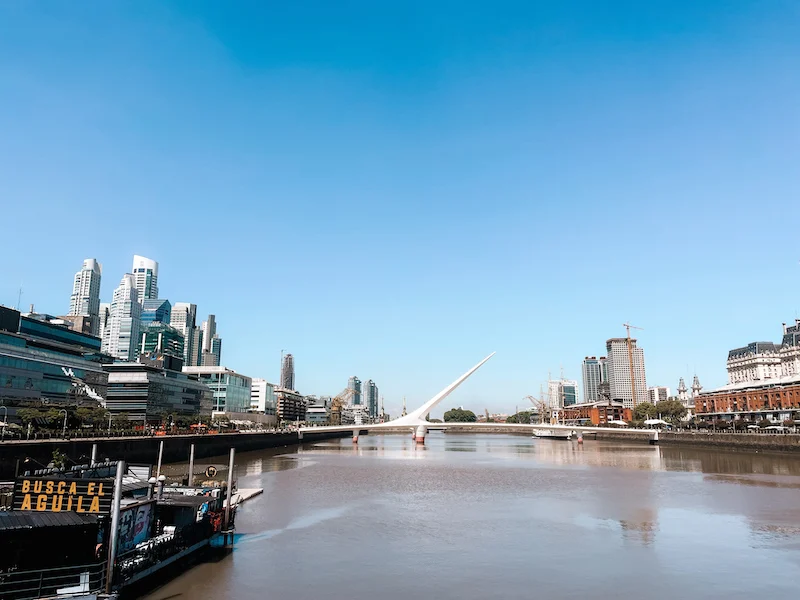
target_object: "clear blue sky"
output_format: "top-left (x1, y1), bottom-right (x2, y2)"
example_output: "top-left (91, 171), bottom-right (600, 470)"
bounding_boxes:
top-left (1, 1), bottom-right (799, 417)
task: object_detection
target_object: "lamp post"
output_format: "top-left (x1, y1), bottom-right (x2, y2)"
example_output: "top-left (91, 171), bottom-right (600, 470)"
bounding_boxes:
top-left (105, 412), bottom-right (112, 436)
top-left (0, 405), bottom-right (7, 441)
top-left (58, 409), bottom-right (68, 438)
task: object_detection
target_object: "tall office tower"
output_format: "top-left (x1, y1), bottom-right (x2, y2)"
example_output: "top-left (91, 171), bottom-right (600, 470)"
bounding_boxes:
top-left (98, 303), bottom-right (111, 343)
top-left (140, 299), bottom-right (171, 324)
top-left (201, 315), bottom-right (216, 353)
top-left (190, 327), bottom-right (203, 366)
top-left (281, 353), bottom-right (295, 390)
top-left (347, 376), bottom-right (362, 405)
top-left (210, 336), bottom-right (222, 366)
top-left (131, 255), bottom-right (159, 302)
top-left (605, 338), bottom-right (647, 409)
top-left (582, 357), bottom-right (603, 403)
top-left (102, 274), bottom-right (141, 361)
top-left (68, 258), bottom-right (102, 335)
top-left (170, 302), bottom-right (198, 366)
top-left (363, 380), bottom-right (379, 418)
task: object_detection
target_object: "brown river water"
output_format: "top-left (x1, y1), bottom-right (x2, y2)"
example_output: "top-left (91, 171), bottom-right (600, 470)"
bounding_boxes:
top-left (144, 433), bottom-right (800, 600)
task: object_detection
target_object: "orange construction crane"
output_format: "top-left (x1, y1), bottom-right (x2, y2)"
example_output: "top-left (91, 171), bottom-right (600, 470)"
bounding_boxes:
top-left (330, 388), bottom-right (357, 425)
top-left (623, 322), bottom-right (644, 408)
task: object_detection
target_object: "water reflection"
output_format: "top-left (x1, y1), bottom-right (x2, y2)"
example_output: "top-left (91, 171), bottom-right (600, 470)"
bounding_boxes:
top-left (143, 434), bottom-right (800, 600)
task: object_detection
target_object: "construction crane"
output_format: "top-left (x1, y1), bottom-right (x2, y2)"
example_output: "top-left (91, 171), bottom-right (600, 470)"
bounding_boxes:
top-left (525, 386), bottom-right (549, 424)
top-left (623, 322), bottom-right (644, 409)
top-left (330, 388), bottom-right (357, 426)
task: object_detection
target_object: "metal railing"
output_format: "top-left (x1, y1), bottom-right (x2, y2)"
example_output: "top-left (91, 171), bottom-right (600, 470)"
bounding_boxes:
top-left (114, 518), bottom-right (218, 585)
top-left (0, 562), bottom-right (105, 600)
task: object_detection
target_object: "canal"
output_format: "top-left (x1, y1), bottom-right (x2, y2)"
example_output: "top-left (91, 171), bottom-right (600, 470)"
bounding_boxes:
top-left (144, 433), bottom-right (800, 599)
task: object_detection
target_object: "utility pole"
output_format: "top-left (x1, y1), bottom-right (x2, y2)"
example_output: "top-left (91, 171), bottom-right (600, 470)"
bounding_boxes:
top-left (623, 322), bottom-right (644, 409)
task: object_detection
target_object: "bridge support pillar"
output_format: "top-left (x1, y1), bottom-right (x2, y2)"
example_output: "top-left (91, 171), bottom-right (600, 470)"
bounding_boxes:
top-left (415, 425), bottom-right (427, 445)
top-left (650, 430), bottom-right (659, 445)
top-left (576, 431), bottom-right (584, 444)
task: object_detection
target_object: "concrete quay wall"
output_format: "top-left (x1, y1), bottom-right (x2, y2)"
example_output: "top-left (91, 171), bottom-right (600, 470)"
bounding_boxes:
top-left (0, 430), bottom-right (346, 479)
top-left (594, 430), bottom-right (800, 452)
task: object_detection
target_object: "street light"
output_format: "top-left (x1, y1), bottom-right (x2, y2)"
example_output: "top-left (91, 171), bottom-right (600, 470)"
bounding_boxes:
top-left (0, 405), bottom-right (7, 441)
top-left (105, 412), bottom-right (112, 436)
top-left (58, 409), bottom-right (68, 438)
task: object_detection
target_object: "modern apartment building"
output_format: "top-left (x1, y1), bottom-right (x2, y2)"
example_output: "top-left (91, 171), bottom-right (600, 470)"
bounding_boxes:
top-left (250, 378), bottom-right (276, 415)
top-left (363, 379), bottom-right (379, 418)
top-left (647, 386), bottom-right (670, 405)
top-left (102, 274), bottom-right (141, 361)
top-left (348, 376), bottom-right (362, 405)
top-left (68, 258), bottom-right (102, 336)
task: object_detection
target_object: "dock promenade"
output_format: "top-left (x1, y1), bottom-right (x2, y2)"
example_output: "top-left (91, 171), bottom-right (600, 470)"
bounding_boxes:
top-left (0, 430), bottom-right (348, 479)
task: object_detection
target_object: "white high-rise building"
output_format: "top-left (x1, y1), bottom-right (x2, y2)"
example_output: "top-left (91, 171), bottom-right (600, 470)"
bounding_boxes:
top-left (170, 302), bottom-right (198, 366)
top-left (102, 274), bottom-right (141, 361)
top-left (250, 378), bottom-right (276, 415)
top-left (131, 255), bottom-right (159, 302)
top-left (547, 379), bottom-right (579, 408)
top-left (68, 258), bottom-right (102, 335)
top-left (647, 386), bottom-right (670, 405)
top-left (605, 338), bottom-right (647, 409)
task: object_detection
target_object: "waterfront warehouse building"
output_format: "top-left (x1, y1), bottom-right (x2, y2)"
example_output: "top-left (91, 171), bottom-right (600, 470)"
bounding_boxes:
top-left (182, 365), bottom-right (252, 413)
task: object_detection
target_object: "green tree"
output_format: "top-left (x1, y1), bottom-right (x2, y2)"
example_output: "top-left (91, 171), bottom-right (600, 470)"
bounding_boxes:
top-left (506, 411), bottom-right (532, 424)
top-left (654, 399), bottom-right (688, 425)
top-left (51, 449), bottom-right (68, 470)
top-left (443, 408), bottom-right (477, 422)
top-left (633, 402), bottom-right (657, 421)
top-left (113, 412), bottom-right (131, 430)
top-left (17, 408), bottom-right (43, 426)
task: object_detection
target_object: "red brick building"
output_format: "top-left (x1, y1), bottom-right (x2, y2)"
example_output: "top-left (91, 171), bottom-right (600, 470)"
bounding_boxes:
top-left (695, 377), bottom-right (800, 421)
top-left (562, 401), bottom-right (632, 425)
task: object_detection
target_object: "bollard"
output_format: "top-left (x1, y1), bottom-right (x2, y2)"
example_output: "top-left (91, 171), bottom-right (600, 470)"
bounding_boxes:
top-left (188, 444), bottom-right (195, 487)
top-left (105, 461), bottom-right (126, 594)
top-left (155, 440), bottom-right (164, 479)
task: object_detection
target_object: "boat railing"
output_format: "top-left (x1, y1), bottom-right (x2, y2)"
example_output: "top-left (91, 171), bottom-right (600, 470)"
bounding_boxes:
top-left (0, 561), bottom-right (106, 600)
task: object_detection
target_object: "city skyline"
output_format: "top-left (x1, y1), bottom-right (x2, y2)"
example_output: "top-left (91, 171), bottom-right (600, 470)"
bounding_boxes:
top-left (2, 2), bottom-right (800, 415)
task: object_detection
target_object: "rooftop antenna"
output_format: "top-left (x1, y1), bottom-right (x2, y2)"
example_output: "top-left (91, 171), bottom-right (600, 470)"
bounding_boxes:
top-left (16, 286), bottom-right (23, 311)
